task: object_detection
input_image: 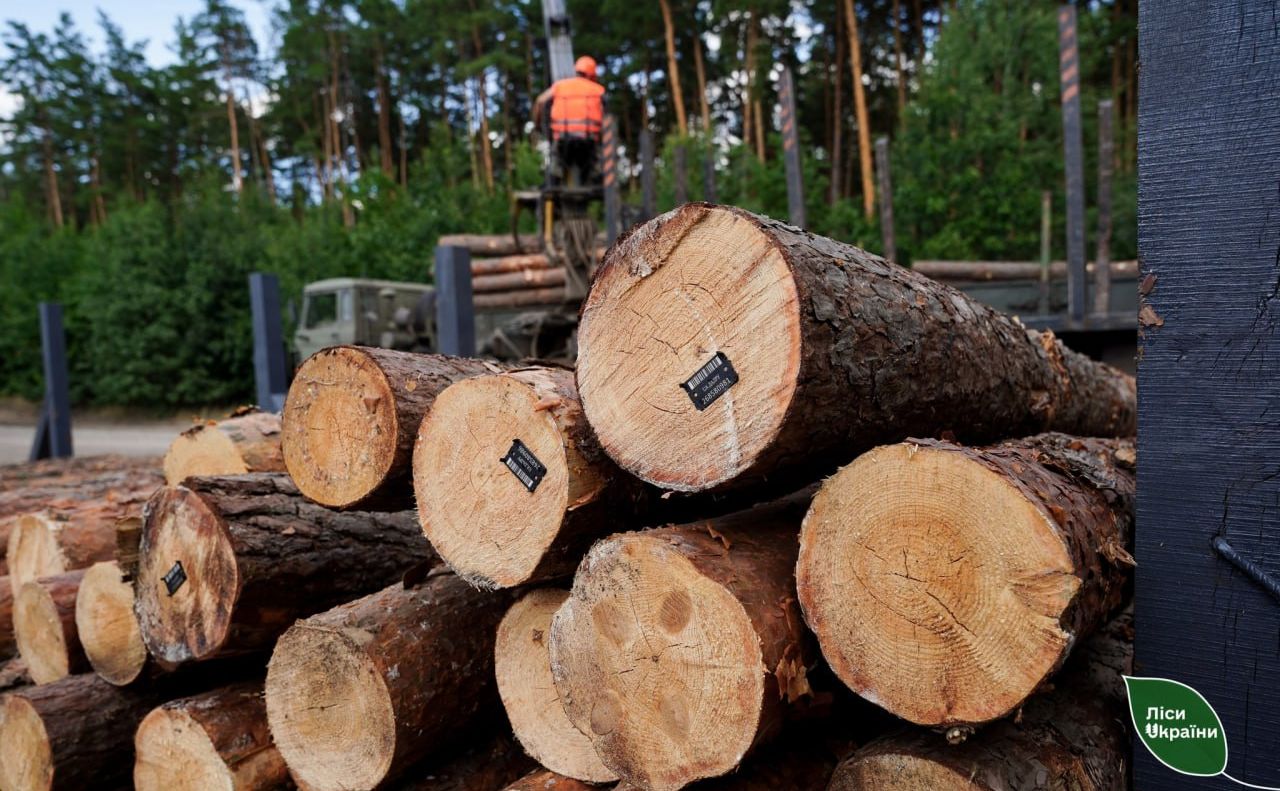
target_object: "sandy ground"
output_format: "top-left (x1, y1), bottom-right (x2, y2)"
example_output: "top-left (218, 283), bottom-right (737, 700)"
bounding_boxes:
top-left (0, 420), bottom-right (190, 464)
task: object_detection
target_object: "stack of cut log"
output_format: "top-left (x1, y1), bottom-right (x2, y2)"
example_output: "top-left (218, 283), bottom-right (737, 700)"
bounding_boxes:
top-left (438, 232), bottom-right (605, 309)
top-left (0, 204), bottom-right (1138, 791)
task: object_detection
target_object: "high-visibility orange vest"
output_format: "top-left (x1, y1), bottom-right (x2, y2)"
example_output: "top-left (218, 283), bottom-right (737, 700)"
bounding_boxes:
top-left (549, 76), bottom-right (605, 139)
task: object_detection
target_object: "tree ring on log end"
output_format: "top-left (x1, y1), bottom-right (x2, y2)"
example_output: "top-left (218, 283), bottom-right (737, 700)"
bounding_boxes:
top-left (0, 695), bottom-right (52, 791)
top-left (134, 708), bottom-right (237, 791)
top-left (496, 589), bottom-right (617, 782)
top-left (76, 561), bottom-right (147, 685)
top-left (14, 581), bottom-right (71, 684)
top-left (796, 443), bottom-right (1079, 726)
top-left (577, 204), bottom-right (802, 491)
top-left (265, 624), bottom-right (396, 791)
top-left (136, 487), bottom-right (239, 665)
top-left (164, 426), bottom-right (249, 486)
top-left (829, 751), bottom-right (977, 790)
top-left (7, 513), bottom-right (66, 595)
top-left (282, 347), bottom-right (399, 508)
top-left (415, 376), bottom-right (573, 588)
top-left (549, 534), bottom-right (765, 791)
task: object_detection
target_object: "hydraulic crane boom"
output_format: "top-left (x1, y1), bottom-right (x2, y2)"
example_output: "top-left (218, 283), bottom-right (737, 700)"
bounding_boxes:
top-left (543, 0), bottom-right (576, 82)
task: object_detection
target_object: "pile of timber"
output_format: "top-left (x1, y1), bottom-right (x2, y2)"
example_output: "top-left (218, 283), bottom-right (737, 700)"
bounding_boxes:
top-left (0, 204), bottom-right (1139, 791)
top-left (441, 232), bottom-right (606, 309)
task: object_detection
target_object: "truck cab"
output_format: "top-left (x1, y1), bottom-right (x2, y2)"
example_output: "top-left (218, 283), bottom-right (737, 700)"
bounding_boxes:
top-left (294, 278), bottom-right (436, 361)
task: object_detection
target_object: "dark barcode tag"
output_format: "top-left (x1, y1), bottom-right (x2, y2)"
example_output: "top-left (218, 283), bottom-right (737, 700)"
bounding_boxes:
top-left (680, 352), bottom-right (739, 411)
top-left (163, 561), bottom-right (187, 596)
top-left (501, 439), bottom-right (547, 493)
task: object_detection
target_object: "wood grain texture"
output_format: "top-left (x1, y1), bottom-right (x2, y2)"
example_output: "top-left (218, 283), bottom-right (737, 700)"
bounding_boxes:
top-left (14, 570), bottom-right (89, 685)
top-left (75, 561), bottom-right (149, 686)
top-left (164, 410), bottom-right (284, 486)
top-left (1136, 3), bottom-right (1280, 788)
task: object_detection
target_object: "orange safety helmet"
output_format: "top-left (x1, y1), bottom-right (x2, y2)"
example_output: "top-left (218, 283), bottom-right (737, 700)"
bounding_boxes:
top-left (574, 55), bottom-right (598, 80)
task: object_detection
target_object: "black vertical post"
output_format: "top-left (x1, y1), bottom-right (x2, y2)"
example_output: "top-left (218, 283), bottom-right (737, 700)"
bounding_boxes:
top-left (779, 68), bottom-right (805, 228)
top-left (639, 130), bottom-right (656, 221)
top-left (673, 143), bottom-right (688, 206)
top-left (1138, 2), bottom-right (1280, 788)
top-left (248, 273), bottom-right (288, 413)
top-left (702, 145), bottom-right (717, 203)
top-left (1057, 5), bottom-right (1087, 323)
top-left (435, 245), bottom-right (475, 357)
top-left (1094, 99), bottom-right (1114, 316)
top-left (29, 303), bottom-right (72, 460)
top-left (602, 115), bottom-right (621, 243)
top-left (874, 137), bottom-right (896, 262)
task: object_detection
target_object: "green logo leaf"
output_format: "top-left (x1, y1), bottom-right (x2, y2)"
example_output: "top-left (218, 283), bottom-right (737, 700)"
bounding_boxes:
top-left (1125, 676), bottom-right (1228, 777)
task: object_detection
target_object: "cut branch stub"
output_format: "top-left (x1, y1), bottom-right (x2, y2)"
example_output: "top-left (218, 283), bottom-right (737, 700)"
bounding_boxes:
top-left (495, 589), bottom-right (617, 782)
top-left (549, 495), bottom-right (813, 791)
top-left (415, 367), bottom-right (641, 588)
top-left (797, 433), bottom-right (1135, 727)
top-left (282, 346), bottom-right (507, 509)
top-left (577, 203), bottom-right (1135, 493)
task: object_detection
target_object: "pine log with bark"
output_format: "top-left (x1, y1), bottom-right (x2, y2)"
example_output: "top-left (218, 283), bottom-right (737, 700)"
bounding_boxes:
top-left (390, 728), bottom-right (536, 790)
top-left (14, 570), bottom-right (88, 684)
top-left (439, 233), bottom-right (542, 256)
top-left (549, 494), bottom-right (816, 791)
top-left (470, 252), bottom-right (554, 276)
top-left (495, 589), bottom-right (617, 781)
top-left (0, 575), bottom-right (15, 658)
top-left (797, 434), bottom-right (1134, 728)
top-left (265, 573), bottom-right (513, 791)
top-left (136, 473), bottom-right (434, 666)
top-left (7, 476), bottom-right (159, 594)
top-left (473, 287), bottom-right (571, 309)
top-left (0, 672), bottom-right (183, 791)
top-left (163, 409), bottom-right (284, 486)
top-left (282, 347), bottom-right (508, 509)
top-left (415, 367), bottom-right (645, 588)
top-left (472, 267), bottom-right (568, 293)
top-left (827, 612), bottom-right (1132, 791)
top-left (74, 561), bottom-right (150, 686)
top-left (502, 770), bottom-right (600, 791)
top-left (0, 655), bottom-right (29, 691)
top-left (134, 681), bottom-right (289, 791)
top-left (576, 204), bottom-right (1136, 494)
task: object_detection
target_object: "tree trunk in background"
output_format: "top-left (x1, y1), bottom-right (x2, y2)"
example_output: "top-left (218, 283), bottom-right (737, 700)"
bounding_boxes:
top-left (222, 52), bottom-right (242, 195)
top-left (693, 33), bottom-right (711, 134)
top-left (376, 47), bottom-right (395, 179)
top-left (844, 0), bottom-right (875, 218)
top-left (41, 117), bottom-right (63, 228)
top-left (399, 112), bottom-right (408, 187)
top-left (830, 9), bottom-right (844, 204)
top-left (742, 15), bottom-right (755, 154)
top-left (90, 153), bottom-right (107, 224)
top-left (659, 0), bottom-right (688, 136)
top-left (892, 0), bottom-right (907, 115)
top-left (912, 0), bottom-right (925, 55)
top-left (477, 74), bottom-right (495, 191)
top-left (749, 14), bottom-right (765, 162)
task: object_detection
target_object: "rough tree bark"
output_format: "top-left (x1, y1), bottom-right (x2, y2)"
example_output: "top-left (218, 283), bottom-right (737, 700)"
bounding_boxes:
top-left (472, 267), bottom-right (568, 293)
top-left (577, 204), bottom-right (1136, 494)
top-left (14, 570), bottom-right (89, 685)
top-left (391, 729), bottom-right (535, 790)
top-left (549, 494), bottom-right (815, 791)
top-left (136, 473), bottom-right (434, 666)
top-left (415, 368), bottom-right (645, 588)
top-left (265, 573), bottom-right (513, 791)
top-left (282, 347), bottom-right (508, 509)
top-left (0, 575), bottom-right (15, 659)
top-left (74, 561), bottom-right (150, 686)
top-left (163, 409), bottom-right (284, 486)
top-left (495, 590), bottom-right (617, 781)
top-left (0, 672), bottom-right (184, 791)
top-left (827, 612), bottom-right (1133, 791)
top-left (797, 434), bottom-right (1134, 728)
top-left (134, 681), bottom-right (289, 791)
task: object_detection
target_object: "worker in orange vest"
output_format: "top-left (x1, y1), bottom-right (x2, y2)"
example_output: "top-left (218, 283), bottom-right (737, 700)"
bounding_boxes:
top-left (533, 56), bottom-right (606, 188)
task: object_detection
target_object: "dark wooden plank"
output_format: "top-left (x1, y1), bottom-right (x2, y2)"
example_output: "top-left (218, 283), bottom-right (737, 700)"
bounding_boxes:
top-left (1137, 2), bottom-right (1280, 788)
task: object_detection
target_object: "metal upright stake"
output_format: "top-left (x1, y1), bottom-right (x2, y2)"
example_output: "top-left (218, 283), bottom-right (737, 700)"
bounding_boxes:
top-left (603, 115), bottom-right (621, 243)
top-left (435, 245), bottom-right (476, 357)
top-left (875, 137), bottom-right (896, 262)
top-left (248, 273), bottom-right (289, 413)
top-left (1057, 5), bottom-right (1087, 323)
top-left (1095, 99), bottom-right (1114, 316)
top-left (639, 130), bottom-right (656, 221)
top-left (29, 303), bottom-right (72, 461)
top-left (779, 68), bottom-right (806, 228)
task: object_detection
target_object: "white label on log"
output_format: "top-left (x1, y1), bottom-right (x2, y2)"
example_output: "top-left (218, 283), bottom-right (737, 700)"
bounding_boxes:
top-left (501, 438), bottom-right (547, 493)
top-left (680, 352), bottom-right (739, 411)
top-left (163, 561), bottom-right (187, 596)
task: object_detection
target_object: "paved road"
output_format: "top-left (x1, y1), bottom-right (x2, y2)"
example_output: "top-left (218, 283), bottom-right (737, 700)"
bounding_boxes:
top-left (0, 422), bottom-right (187, 464)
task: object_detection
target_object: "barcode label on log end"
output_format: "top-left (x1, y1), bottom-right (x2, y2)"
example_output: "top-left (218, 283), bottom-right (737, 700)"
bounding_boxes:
top-left (163, 561), bottom-right (187, 596)
top-left (501, 439), bottom-right (547, 493)
top-left (680, 352), bottom-right (739, 411)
